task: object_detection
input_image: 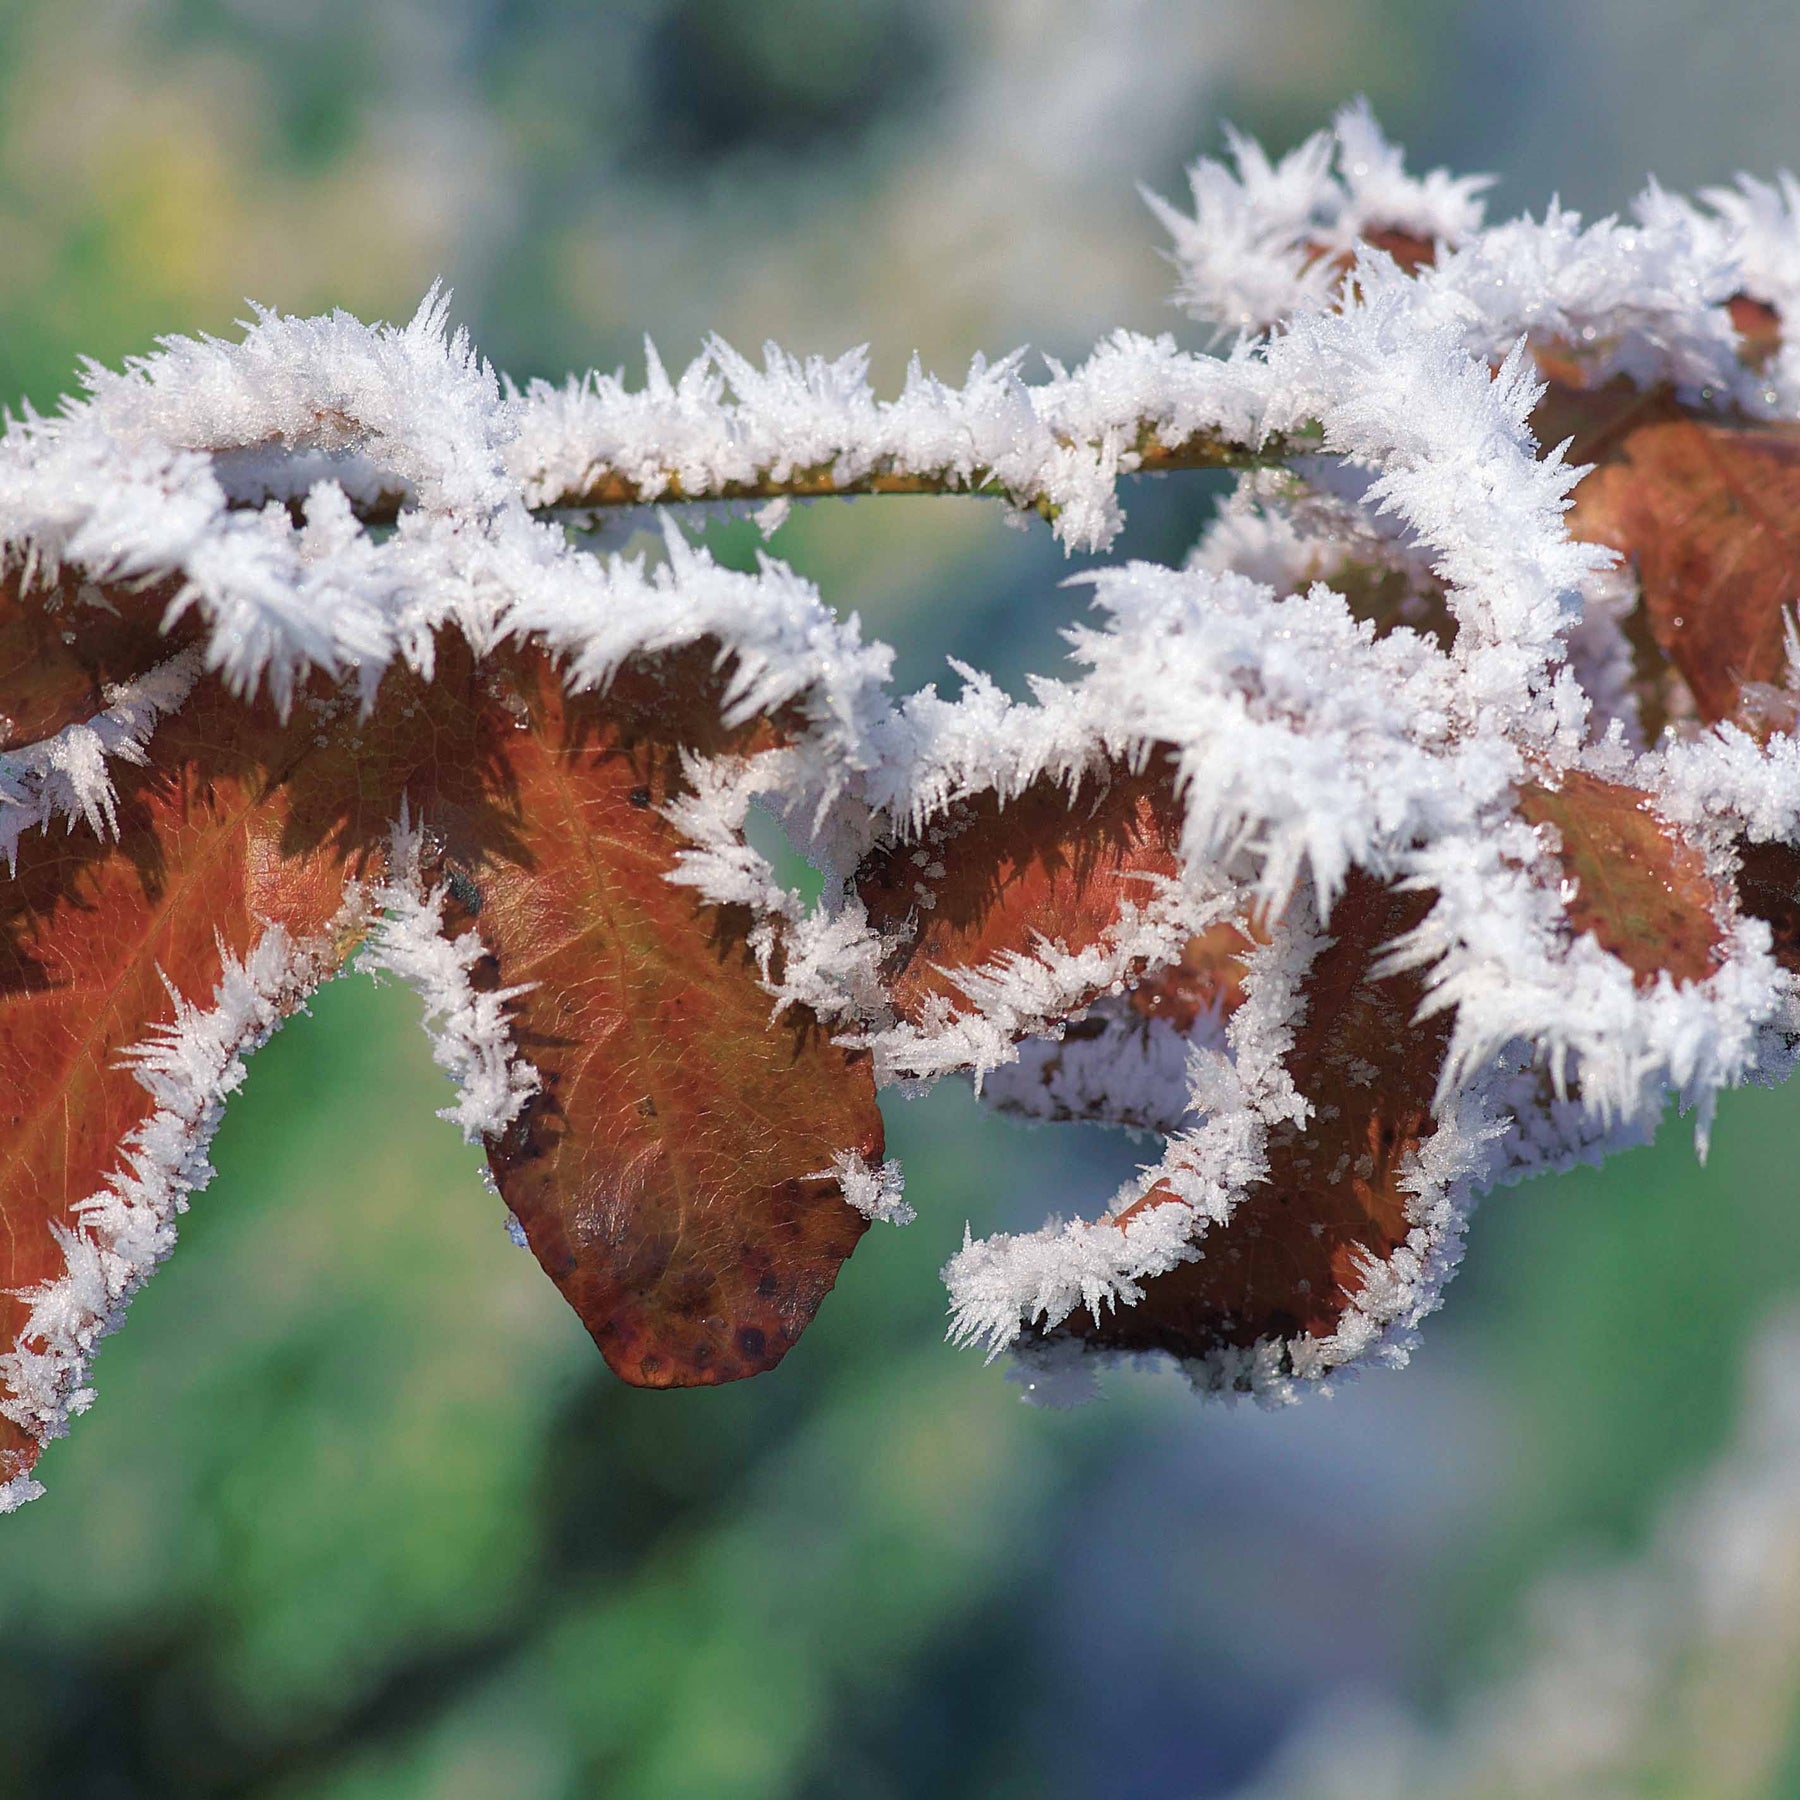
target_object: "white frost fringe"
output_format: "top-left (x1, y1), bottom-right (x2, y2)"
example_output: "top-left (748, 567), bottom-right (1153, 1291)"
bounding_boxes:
top-left (0, 647), bottom-right (203, 869)
top-left (825, 1150), bottom-right (914, 1227)
top-left (3, 107), bottom-right (1800, 1443)
top-left (356, 816), bottom-right (540, 1143)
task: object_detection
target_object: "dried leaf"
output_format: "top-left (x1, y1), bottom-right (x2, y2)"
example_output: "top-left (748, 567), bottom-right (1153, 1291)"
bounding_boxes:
top-left (1535, 371), bottom-right (1800, 724)
top-left (0, 571), bottom-right (191, 751)
top-left (1729, 294), bottom-right (1783, 370)
top-left (1324, 556), bottom-right (1456, 648)
top-left (1125, 917), bottom-right (1263, 1032)
top-left (456, 650), bottom-right (882, 1386)
top-left (1045, 872), bottom-right (1450, 1364)
top-left (1734, 837), bottom-right (1800, 973)
top-left (1308, 230), bottom-right (1439, 282)
top-left (1518, 771), bottom-right (1724, 987)
top-left (0, 676), bottom-right (381, 1484)
top-left (857, 758), bottom-right (1185, 1025)
top-left (976, 918), bottom-right (1264, 1135)
top-left (0, 623), bottom-right (885, 1489)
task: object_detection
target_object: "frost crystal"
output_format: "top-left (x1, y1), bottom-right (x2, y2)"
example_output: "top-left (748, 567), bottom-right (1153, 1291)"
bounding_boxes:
top-left (358, 815), bottom-right (541, 1143)
top-left (825, 1151), bottom-right (914, 1227)
top-left (9, 108), bottom-right (1800, 1506)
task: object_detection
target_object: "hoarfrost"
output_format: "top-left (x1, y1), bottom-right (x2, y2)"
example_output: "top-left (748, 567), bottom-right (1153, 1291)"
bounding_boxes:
top-left (357, 813), bottom-right (540, 1143)
top-left (8, 108), bottom-right (1800, 1504)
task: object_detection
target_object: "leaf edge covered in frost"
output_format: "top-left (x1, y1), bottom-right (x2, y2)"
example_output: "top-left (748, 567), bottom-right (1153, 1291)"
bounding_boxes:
top-left (7, 105), bottom-right (1800, 1499)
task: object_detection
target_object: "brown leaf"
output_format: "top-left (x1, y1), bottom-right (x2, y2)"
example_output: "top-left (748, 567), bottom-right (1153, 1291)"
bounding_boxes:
top-left (1324, 556), bottom-right (1456, 649)
top-left (977, 917), bottom-right (1265, 1135)
top-left (857, 757), bottom-right (1185, 1026)
top-left (0, 673), bottom-right (391, 1485)
top-left (0, 570), bottom-right (194, 751)
top-left (1125, 918), bottom-right (1263, 1032)
top-left (1535, 371), bottom-right (1800, 724)
top-left (1734, 836), bottom-right (1800, 973)
top-left (1360, 229), bottom-right (1439, 274)
top-left (454, 649), bottom-right (881, 1387)
top-left (1729, 294), bottom-right (1783, 370)
top-left (1307, 230), bottom-right (1440, 283)
top-left (0, 626), bottom-right (885, 1489)
top-left (1518, 771), bottom-right (1724, 987)
top-left (1043, 871), bottom-right (1451, 1364)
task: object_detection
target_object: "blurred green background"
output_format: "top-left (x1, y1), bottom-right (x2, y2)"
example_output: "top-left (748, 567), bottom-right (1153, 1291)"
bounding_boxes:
top-left (5, 2), bottom-right (1800, 1794)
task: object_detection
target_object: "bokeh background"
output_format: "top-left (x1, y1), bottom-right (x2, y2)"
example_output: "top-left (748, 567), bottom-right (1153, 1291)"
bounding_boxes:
top-left (3, 2), bottom-right (1800, 1794)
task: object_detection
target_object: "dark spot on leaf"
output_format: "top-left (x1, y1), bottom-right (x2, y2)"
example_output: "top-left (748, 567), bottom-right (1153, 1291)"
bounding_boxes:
top-left (446, 867), bottom-right (482, 915)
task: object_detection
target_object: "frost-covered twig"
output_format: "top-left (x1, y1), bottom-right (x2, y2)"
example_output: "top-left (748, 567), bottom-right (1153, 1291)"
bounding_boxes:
top-left (9, 107), bottom-right (1800, 1511)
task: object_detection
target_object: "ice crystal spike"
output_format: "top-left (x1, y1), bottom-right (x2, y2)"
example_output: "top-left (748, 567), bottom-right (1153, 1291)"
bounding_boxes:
top-left (9, 108), bottom-right (1800, 1509)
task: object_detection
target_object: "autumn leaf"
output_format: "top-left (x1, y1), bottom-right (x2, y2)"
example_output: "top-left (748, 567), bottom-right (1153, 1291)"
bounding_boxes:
top-left (1518, 771), bottom-right (1725, 987)
top-left (1308, 228), bottom-right (1440, 283)
top-left (1729, 294), bottom-right (1783, 370)
top-left (442, 648), bottom-right (882, 1388)
top-left (0, 568), bottom-right (195, 751)
top-left (0, 673), bottom-right (384, 1486)
top-left (976, 918), bottom-right (1264, 1135)
top-left (856, 757), bottom-right (1187, 1027)
top-left (0, 613), bottom-right (885, 1488)
top-left (1038, 872), bottom-right (1451, 1367)
top-left (1533, 369), bottom-right (1800, 725)
top-left (1124, 918), bottom-right (1263, 1032)
top-left (1734, 836), bottom-right (1800, 973)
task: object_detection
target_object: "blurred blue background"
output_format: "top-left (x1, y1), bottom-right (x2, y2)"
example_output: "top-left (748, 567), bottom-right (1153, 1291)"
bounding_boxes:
top-left (4, 3), bottom-right (1800, 1794)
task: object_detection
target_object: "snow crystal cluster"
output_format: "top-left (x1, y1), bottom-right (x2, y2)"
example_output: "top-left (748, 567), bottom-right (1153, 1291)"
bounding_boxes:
top-left (8, 104), bottom-right (1800, 1506)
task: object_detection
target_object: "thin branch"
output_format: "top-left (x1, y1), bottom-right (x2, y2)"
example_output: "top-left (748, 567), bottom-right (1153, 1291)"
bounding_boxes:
top-left (530, 428), bottom-right (1299, 526)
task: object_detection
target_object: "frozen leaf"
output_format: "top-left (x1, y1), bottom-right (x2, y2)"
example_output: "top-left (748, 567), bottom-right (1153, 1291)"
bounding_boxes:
top-left (1043, 873), bottom-right (1451, 1366)
top-left (0, 570), bottom-right (191, 751)
top-left (1308, 228), bottom-right (1439, 284)
top-left (1125, 918), bottom-right (1263, 1032)
top-left (434, 647), bottom-right (883, 1388)
top-left (1519, 771), bottom-right (1725, 988)
top-left (857, 759), bottom-right (1185, 1027)
top-left (1729, 293), bottom-right (1783, 368)
top-left (0, 617), bottom-right (886, 1491)
top-left (0, 675), bottom-right (382, 1486)
top-left (1538, 370), bottom-right (1800, 724)
top-left (1734, 837), bottom-right (1800, 972)
top-left (976, 918), bottom-right (1263, 1134)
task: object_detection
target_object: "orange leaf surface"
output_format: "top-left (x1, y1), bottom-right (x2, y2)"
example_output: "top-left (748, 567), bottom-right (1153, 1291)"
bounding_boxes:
top-left (0, 627), bottom-right (886, 1487)
top-left (1729, 294), bottom-right (1783, 369)
top-left (1518, 771), bottom-right (1724, 987)
top-left (1535, 371), bottom-right (1800, 724)
top-left (1124, 917), bottom-right (1263, 1032)
top-left (857, 758), bottom-right (1185, 1025)
top-left (0, 570), bottom-right (193, 751)
top-left (0, 678), bottom-right (382, 1485)
top-left (978, 917), bottom-right (1265, 1134)
top-left (446, 650), bottom-right (882, 1387)
top-left (1735, 836), bottom-right (1800, 974)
